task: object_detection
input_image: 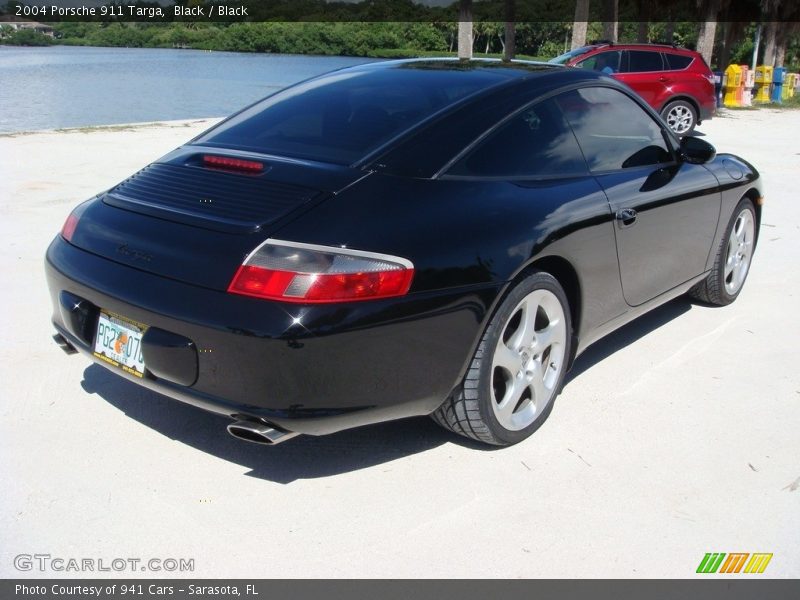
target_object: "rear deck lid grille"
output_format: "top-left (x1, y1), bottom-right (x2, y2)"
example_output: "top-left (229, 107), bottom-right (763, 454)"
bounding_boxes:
top-left (104, 163), bottom-right (319, 233)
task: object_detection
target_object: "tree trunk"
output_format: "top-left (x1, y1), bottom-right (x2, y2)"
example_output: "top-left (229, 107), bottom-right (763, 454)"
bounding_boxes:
top-left (762, 21), bottom-right (777, 66)
top-left (458, 0), bottom-right (473, 60)
top-left (637, 0), bottom-right (649, 42)
top-left (695, 0), bottom-right (720, 67)
top-left (503, 0), bottom-right (515, 61)
top-left (665, 20), bottom-right (674, 44)
top-left (773, 21), bottom-right (792, 67)
top-left (718, 21), bottom-right (737, 69)
top-left (571, 0), bottom-right (590, 50)
top-left (602, 0), bottom-right (618, 42)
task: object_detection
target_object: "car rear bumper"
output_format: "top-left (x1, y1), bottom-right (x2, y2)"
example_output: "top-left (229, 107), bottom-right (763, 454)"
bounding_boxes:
top-left (698, 102), bottom-right (715, 122)
top-left (46, 237), bottom-right (500, 435)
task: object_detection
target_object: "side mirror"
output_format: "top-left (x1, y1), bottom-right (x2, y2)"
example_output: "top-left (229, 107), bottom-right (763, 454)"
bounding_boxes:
top-left (679, 136), bottom-right (716, 164)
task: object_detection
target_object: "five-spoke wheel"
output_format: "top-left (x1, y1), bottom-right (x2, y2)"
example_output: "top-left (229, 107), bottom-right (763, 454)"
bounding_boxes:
top-left (432, 271), bottom-right (572, 446)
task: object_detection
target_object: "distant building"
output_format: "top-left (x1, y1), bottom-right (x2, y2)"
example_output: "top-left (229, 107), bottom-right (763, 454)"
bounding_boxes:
top-left (1, 21), bottom-right (55, 37)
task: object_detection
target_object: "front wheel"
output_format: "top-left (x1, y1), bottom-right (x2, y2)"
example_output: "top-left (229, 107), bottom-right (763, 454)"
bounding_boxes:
top-left (431, 271), bottom-right (572, 446)
top-left (661, 100), bottom-right (697, 135)
top-left (689, 198), bottom-right (757, 306)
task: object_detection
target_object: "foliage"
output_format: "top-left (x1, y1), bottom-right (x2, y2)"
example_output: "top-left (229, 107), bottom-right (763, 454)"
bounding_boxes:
top-left (0, 27), bottom-right (54, 46)
top-left (1, 18), bottom-right (797, 69)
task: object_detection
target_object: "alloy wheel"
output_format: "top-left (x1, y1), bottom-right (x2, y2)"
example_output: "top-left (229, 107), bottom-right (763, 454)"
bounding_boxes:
top-left (724, 208), bottom-right (755, 295)
top-left (666, 105), bottom-right (694, 134)
top-left (490, 289), bottom-right (567, 431)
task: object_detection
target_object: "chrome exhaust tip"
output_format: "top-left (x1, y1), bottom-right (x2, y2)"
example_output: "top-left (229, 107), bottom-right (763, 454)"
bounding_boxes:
top-left (53, 333), bottom-right (78, 355)
top-left (226, 419), bottom-right (299, 445)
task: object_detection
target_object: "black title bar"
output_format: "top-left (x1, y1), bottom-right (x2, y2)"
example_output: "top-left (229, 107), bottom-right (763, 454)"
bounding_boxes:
top-left (0, 0), bottom-right (769, 23)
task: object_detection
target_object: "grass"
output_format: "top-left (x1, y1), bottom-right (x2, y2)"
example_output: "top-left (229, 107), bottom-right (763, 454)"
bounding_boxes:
top-left (768, 92), bottom-right (800, 109)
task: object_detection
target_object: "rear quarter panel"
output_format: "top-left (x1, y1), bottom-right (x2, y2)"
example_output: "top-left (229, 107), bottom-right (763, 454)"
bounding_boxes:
top-left (272, 171), bottom-right (626, 352)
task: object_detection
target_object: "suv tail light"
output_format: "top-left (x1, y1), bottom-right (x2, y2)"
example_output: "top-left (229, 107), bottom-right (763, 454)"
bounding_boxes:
top-left (228, 239), bottom-right (414, 303)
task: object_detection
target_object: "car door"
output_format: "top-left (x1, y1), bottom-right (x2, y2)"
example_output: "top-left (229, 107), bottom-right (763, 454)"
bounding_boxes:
top-left (556, 86), bottom-right (721, 306)
top-left (616, 50), bottom-right (669, 108)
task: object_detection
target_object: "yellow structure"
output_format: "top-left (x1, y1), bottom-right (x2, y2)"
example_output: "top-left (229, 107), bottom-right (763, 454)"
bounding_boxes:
top-left (783, 73), bottom-right (797, 99)
top-left (723, 64), bottom-right (742, 107)
top-left (754, 65), bottom-right (773, 103)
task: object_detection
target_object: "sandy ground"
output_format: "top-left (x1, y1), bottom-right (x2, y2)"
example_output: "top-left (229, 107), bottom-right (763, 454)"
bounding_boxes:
top-left (0, 110), bottom-right (798, 579)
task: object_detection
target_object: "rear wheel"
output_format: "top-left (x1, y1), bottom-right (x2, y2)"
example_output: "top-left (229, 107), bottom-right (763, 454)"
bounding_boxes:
top-left (431, 272), bottom-right (572, 446)
top-left (661, 100), bottom-right (697, 135)
top-left (689, 198), bottom-right (756, 306)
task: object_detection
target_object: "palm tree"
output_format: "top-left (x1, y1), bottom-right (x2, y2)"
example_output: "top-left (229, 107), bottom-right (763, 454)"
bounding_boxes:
top-left (571, 0), bottom-right (590, 50)
top-left (695, 0), bottom-right (722, 66)
top-left (503, 0), bottom-right (516, 61)
top-left (602, 0), bottom-right (618, 42)
top-left (761, 0), bottom-right (783, 66)
top-left (458, 0), bottom-right (473, 60)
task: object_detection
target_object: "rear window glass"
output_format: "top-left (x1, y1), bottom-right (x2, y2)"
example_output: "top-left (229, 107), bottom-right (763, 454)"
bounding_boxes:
top-left (625, 51), bottom-right (664, 72)
top-left (195, 67), bottom-right (500, 165)
top-left (665, 54), bottom-right (693, 70)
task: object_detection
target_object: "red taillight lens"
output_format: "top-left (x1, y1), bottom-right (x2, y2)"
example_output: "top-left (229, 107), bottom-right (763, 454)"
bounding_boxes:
top-left (60, 200), bottom-right (93, 243)
top-left (61, 213), bottom-right (80, 242)
top-left (228, 240), bottom-right (414, 303)
top-left (203, 154), bottom-right (263, 173)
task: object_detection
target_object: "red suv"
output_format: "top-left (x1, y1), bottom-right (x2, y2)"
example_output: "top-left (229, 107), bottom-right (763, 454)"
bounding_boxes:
top-left (550, 43), bottom-right (716, 135)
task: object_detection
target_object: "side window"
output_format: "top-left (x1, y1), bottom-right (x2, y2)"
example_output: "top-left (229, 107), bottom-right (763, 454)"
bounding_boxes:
top-left (625, 50), bottom-right (665, 73)
top-left (665, 53), bottom-right (693, 70)
top-left (575, 50), bottom-right (623, 74)
top-left (446, 98), bottom-right (587, 178)
top-left (555, 87), bottom-right (673, 172)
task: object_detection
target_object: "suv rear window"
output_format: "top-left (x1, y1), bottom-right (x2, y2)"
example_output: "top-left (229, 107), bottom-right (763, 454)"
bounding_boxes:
top-left (625, 51), bottom-right (665, 72)
top-left (195, 67), bottom-right (498, 165)
top-left (664, 54), bottom-right (693, 70)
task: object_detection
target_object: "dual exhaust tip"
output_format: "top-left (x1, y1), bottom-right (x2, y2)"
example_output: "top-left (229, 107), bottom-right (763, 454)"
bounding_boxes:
top-left (226, 419), bottom-right (299, 445)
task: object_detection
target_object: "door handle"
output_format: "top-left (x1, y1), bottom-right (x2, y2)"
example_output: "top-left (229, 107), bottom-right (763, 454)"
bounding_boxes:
top-left (658, 76), bottom-right (670, 83)
top-left (616, 208), bottom-right (638, 227)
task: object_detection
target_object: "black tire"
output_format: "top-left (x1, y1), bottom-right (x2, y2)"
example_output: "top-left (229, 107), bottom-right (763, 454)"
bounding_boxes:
top-left (689, 197), bottom-right (757, 306)
top-left (660, 99), bottom-right (698, 136)
top-left (431, 271), bottom-right (572, 446)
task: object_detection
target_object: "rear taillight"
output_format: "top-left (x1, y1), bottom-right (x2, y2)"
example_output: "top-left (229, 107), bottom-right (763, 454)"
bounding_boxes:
top-left (60, 200), bottom-right (91, 243)
top-left (228, 239), bottom-right (414, 303)
top-left (203, 154), bottom-right (263, 173)
top-left (61, 213), bottom-right (79, 242)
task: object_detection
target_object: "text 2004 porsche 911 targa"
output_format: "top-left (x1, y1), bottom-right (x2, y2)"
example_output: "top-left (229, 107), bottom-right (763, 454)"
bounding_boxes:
top-left (46, 59), bottom-right (761, 447)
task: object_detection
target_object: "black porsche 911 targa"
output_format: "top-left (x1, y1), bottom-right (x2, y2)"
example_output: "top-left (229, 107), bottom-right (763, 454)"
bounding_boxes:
top-left (46, 59), bottom-right (761, 446)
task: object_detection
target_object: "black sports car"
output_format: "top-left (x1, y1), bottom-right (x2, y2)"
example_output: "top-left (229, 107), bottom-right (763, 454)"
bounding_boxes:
top-left (46, 59), bottom-right (761, 446)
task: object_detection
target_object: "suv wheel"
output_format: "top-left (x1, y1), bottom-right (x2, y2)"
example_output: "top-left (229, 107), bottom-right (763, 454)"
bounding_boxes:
top-left (661, 100), bottom-right (697, 135)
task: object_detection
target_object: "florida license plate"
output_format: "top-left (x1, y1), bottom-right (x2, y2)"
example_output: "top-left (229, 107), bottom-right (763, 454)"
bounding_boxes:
top-left (93, 311), bottom-right (147, 378)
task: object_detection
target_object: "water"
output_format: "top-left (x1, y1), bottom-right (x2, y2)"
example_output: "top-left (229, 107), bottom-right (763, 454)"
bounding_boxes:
top-left (0, 46), bottom-right (378, 133)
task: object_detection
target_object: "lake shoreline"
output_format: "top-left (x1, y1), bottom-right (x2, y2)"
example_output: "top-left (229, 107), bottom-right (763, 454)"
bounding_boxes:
top-left (0, 46), bottom-right (374, 133)
top-left (0, 117), bottom-right (221, 138)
